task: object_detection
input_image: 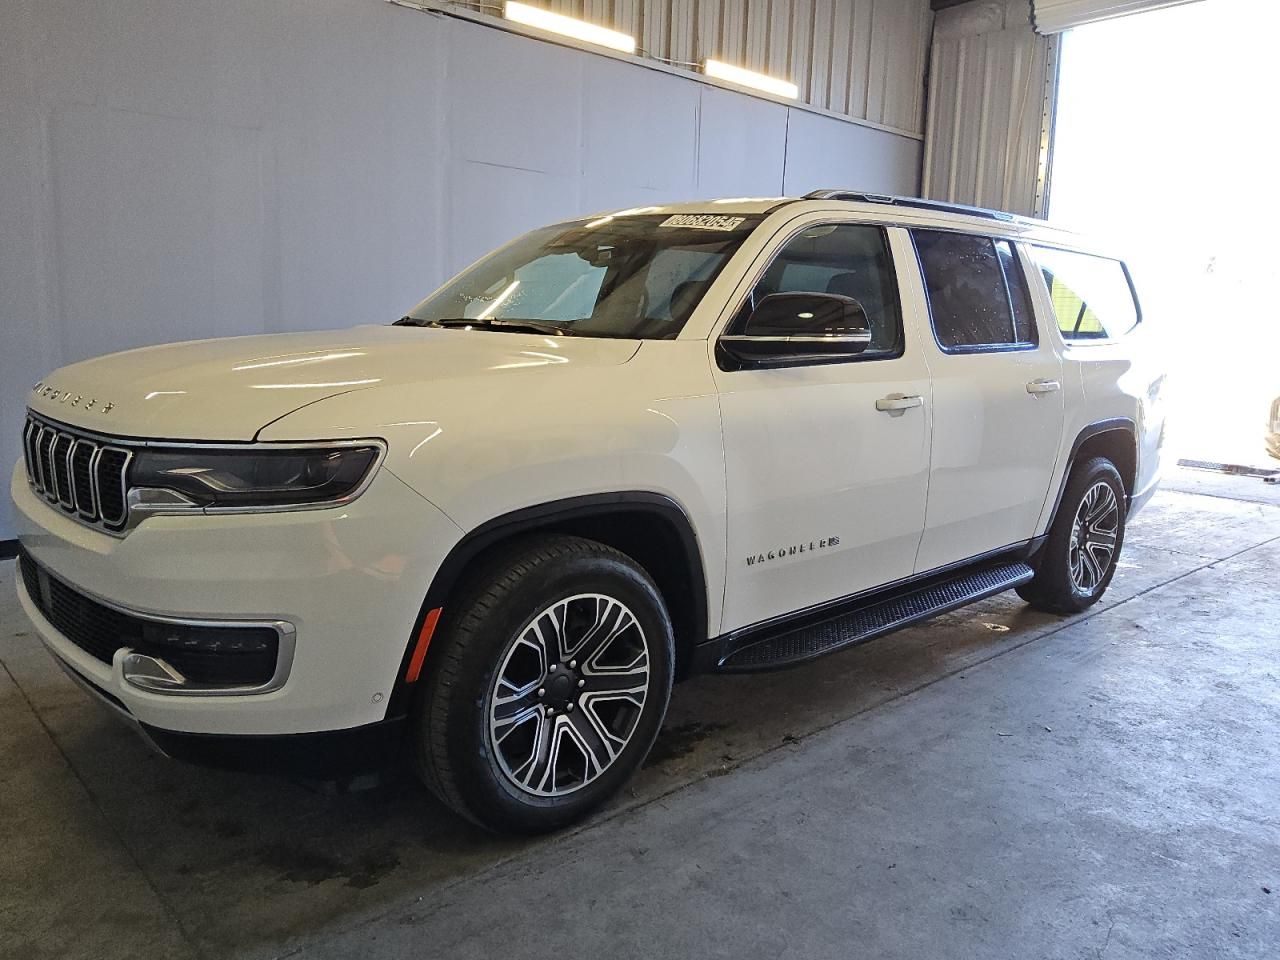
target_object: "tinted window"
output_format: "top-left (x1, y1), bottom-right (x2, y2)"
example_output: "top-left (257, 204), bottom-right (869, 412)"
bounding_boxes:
top-left (1029, 246), bottom-right (1138, 340)
top-left (729, 224), bottom-right (902, 358)
top-left (996, 240), bottom-right (1037, 344)
top-left (913, 231), bottom-right (1038, 351)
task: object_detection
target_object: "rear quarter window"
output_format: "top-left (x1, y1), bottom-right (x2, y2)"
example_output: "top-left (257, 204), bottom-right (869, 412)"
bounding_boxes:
top-left (1028, 246), bottom-right (1139, 341)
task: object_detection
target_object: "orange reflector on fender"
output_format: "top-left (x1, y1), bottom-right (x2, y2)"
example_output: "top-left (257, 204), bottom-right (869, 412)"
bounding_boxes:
top-left (405, 607), bottom-right (442, 683)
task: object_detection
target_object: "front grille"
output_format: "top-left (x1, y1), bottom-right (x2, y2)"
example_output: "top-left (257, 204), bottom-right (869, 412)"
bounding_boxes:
top-left (22, 414), bottom-right (132, 531)
top-left (19, 553), bottom-right (281, 688)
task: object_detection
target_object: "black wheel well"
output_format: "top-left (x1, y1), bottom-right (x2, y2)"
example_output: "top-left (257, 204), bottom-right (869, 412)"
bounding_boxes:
top-left (389, 494), bottom-right (708, 716)
top-left (1040, 421), bottom-right (1138, 545)
top-left (1074, 428), bottom-right (1136, 497)
top-left (529, 510), bottom-right (704, 676)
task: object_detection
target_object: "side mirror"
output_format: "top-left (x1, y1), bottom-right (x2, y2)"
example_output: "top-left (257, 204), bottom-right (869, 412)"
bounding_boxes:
top-left (720, 293), bottom-right (872, 365)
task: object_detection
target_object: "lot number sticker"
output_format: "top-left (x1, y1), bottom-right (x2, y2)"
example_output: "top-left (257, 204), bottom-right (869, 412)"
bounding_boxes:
top-left (659, 214), bottom-right (747, 231)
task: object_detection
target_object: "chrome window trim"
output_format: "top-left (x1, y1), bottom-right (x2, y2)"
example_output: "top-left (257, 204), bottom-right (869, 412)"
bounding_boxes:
top-left (720, 332), bottom-right (873, 345)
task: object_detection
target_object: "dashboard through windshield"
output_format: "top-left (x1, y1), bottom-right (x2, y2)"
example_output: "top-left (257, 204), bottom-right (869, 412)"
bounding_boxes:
top-left (400, 213), bottom-right (764, 339)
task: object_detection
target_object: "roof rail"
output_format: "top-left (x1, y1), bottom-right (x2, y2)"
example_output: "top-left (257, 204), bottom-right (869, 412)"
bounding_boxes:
top-left (803, 189), bottom-right (1020, 223)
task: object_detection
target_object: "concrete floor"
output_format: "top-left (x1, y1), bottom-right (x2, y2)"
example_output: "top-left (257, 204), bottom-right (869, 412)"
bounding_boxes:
top-left (2, 467), bottom-right (1278, 960)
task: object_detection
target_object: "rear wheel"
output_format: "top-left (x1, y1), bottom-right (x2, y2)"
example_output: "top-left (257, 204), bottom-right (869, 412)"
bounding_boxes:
top-left (413, 535), bottom-right (674, 834)
top-left (1018, 456), bottom-right (1126, 614)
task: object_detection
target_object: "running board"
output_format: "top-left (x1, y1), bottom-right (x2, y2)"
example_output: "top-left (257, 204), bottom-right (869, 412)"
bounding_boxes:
top-left (716, 561), bottom-right (1034, 673)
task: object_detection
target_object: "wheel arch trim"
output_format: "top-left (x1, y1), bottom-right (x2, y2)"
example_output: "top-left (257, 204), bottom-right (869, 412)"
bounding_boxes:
top-left (385, 491), bottom-right (709, 717)
top-left (1043, 418), bottom-right (1137, 535)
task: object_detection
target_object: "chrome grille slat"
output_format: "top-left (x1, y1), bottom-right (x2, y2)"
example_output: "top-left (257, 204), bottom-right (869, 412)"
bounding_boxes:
top-left (95, 447), bottom-right (131, 528)
top-left (22, 413), bottom-right (132, 533)
top-left (37, 426), bottom-right (58, 498)
top-left (70, 439), bottom-right (99, 520)
top-left (22, 419), bottom-right (39, 484)
top-left (52, 433), bottom-right (75, 508)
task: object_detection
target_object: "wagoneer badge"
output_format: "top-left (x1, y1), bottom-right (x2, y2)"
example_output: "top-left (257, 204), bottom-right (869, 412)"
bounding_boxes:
top-left (32, 382), bottom-right (115, 414)
top-left (746, 535), bottom-right (841, 566)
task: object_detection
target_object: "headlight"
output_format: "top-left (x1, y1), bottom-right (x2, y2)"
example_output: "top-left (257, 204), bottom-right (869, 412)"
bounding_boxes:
top-left (129, 443), bottom-right (382, 509)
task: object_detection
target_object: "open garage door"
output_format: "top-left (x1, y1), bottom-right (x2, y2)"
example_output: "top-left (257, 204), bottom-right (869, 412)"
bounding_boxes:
top-left (922, 0), bottom-right (1205, 216)
top-left (1031, 0), bottom-right (1203, 33)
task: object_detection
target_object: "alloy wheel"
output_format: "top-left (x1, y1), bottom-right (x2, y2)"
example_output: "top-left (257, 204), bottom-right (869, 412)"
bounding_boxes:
top-left (487, 593), bottom-right (650, 797)
top-left (1069, 480), bottom-right (1120, 593)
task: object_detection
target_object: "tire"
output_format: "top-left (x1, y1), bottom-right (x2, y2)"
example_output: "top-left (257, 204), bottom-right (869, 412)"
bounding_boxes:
top-left (1017, 456), bottom-right (1126, 615)
top-left (412, 535), bottom-right (674, 834)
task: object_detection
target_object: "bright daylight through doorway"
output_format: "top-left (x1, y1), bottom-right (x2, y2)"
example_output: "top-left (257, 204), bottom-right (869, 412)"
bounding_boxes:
top-left (1050, 0), bottom-right (1280, 470)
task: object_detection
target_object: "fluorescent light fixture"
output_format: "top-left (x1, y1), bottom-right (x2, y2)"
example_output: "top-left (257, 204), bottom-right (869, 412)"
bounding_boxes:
top-left (702, 59), bottom-right (798, 100)
top-left (503, 2), bottom-right (636, 54)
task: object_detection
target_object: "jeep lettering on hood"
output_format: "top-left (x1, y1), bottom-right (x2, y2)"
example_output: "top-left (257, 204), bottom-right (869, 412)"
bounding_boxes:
top-left (24, 325), bottom-right (640, 440)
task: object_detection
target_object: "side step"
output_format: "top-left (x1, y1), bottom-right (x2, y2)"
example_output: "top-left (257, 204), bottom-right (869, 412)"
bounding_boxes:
top-left (717, 561), bottom-right (1034, 673)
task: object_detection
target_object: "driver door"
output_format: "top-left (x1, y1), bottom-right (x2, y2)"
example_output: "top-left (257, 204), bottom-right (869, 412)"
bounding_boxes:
top-left (713, 221), bottom-right (933, 633)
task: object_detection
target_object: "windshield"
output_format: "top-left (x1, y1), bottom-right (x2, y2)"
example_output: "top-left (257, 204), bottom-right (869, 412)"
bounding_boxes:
top-left (401, 213), bottom-right (764, 339)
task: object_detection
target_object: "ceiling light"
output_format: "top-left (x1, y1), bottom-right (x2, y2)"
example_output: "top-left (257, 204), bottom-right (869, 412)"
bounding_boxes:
top-left (503, 2), bottom-right (636, 54)
top-left (702, 59), bottom-right (799, 100)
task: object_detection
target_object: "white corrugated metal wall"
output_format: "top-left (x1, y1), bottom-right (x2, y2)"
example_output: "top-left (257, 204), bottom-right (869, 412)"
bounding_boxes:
top-left (921, 0), bottom-right (1059, 216)
top-left (527, 0), bottom-right (935, 134)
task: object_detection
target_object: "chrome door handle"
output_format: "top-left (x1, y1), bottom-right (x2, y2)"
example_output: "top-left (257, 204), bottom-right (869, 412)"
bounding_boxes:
top-left (875, 394), bottom-right (924, 413)
top-left (1026, 379), bottom-right (1061, 395)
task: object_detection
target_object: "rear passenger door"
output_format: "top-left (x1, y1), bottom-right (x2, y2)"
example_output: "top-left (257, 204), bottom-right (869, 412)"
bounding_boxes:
top-left (909, 230), bottom-right (1065, 571)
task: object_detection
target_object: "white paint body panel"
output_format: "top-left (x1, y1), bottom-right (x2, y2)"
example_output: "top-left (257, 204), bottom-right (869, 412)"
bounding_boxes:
top-left (12, 465), bottom-right (462, 734)
top-left (712, 218), bottom-right (933, 633)
top-left (11, 197), bottom-right (1164, 738)
top-left (27, 325), bottom-right (640, 441)
top-left (899, 240), bottom-right (1066, 571)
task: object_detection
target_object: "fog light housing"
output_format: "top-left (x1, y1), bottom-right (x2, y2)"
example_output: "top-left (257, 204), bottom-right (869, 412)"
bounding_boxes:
top-left (122, 621), bottom-right (289, 693)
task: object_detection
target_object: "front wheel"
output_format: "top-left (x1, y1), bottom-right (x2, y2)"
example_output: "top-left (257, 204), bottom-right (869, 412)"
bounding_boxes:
top-left (1018, 456), bottom-right (1126, 614)
top-left (412, 535), bottom-right (674, 834)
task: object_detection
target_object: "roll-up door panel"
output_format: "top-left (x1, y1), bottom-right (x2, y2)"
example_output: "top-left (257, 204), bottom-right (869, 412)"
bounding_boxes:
top-left (1032, 0), bottom-right (1203, 34)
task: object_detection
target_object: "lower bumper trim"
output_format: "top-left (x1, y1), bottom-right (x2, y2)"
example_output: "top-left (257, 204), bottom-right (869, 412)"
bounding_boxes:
top-left (139, 717), bottom-right (408, 779)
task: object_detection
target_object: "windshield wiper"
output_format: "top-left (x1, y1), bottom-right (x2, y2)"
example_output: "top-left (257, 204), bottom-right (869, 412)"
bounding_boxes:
top-left (396, 317), bottom-right (573, 336)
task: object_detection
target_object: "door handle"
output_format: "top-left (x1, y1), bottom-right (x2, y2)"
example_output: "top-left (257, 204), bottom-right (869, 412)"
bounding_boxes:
top-left (1026, 379), bottom-right (1061, 395)
top-left (875, 394), bottom-right (924, 413)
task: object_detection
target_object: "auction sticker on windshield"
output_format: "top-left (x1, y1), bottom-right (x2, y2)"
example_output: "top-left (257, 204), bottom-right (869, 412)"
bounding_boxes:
top-left (660, 214), bottom-right (747, 231)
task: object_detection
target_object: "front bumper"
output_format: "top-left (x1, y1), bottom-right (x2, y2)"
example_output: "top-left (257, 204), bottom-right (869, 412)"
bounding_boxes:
top-left (12, 463), bottom-right (462, 737)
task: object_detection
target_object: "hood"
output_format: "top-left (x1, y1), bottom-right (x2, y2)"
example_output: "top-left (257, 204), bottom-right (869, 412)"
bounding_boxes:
top-left (26, 325), bottom-right (640, 440)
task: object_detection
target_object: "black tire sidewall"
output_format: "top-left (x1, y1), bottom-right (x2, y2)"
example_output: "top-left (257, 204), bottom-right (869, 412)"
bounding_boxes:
top-left (1041, 457), bottom-right (1127, 611)
top-left (428, 542), bottom-right (674, 833)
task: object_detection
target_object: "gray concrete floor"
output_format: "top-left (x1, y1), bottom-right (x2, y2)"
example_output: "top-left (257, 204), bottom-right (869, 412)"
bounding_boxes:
top-left (2, 467), bottom-right (1278, 960)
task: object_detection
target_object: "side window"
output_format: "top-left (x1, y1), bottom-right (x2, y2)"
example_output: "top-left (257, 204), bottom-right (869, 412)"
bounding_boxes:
top-left (728, 224), bottom-right (903, 360)
top-left (912, 230), bottom-right (1039, 352)
top-left (1028, 246), bottom-right (1138, 341)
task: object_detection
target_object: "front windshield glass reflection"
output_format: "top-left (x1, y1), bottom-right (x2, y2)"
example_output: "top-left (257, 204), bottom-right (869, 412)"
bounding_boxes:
top-left (401, 214), bottom-right (764, 339)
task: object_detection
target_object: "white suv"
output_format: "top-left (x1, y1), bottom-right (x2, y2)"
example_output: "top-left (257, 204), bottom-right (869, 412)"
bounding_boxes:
top-left (12, 191), bottom-right (1165, 832)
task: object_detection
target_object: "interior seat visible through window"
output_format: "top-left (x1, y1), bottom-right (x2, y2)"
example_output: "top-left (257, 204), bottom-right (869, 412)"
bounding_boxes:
top-left (725, 223), bottom-right (904, 361)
